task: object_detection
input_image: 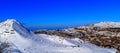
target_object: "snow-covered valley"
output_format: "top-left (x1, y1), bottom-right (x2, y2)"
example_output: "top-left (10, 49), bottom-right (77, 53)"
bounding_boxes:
top-left (0, 19), bottom-right (117, 53)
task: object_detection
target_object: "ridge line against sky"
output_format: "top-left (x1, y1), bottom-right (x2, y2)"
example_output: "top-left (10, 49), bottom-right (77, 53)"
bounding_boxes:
top-left (0, 0), bottom-right (120, 26)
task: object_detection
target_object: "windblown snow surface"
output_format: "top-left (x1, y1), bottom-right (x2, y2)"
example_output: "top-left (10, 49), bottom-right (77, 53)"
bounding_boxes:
top-left (0, 19), bottom-right (117, 53)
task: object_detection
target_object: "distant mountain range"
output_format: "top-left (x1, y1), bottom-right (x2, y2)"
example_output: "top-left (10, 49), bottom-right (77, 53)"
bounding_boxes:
top-left (23, 21), bottom-right (120, 30)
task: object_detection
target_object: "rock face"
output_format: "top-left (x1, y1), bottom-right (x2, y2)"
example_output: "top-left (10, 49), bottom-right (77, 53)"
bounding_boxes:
top-left (33, 22), bottom-right (120, 53)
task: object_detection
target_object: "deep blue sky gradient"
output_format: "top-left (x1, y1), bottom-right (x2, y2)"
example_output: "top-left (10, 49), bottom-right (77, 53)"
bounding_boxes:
top-left (0, 0), bottom-right (120, 27)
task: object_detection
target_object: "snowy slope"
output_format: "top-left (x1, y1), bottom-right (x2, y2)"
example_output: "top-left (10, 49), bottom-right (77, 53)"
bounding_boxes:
top-left (94, 21), bottom-right (120, 28)
top-left (0, 19), bottom-right (117, 53)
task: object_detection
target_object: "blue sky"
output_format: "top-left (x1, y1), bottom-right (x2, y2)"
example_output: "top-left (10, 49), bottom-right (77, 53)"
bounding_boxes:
top-left (0, 0), bottom-right (120, 26)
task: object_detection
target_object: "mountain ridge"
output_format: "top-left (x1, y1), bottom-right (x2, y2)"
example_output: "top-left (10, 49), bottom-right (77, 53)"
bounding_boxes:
top-left (0, 19), bottom-right (117, 53)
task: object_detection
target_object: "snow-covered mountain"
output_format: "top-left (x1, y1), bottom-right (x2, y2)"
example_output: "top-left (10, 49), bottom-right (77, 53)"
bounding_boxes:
top-left (94, 21), bottom-right (120, 28)
top-left (0, 19), bottom-right (116, 53)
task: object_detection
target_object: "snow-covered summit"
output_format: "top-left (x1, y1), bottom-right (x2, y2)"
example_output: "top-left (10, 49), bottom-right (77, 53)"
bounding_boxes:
top-left (0, 19), bottom-right (30, 35)
top-left (0, 19), bottom-right (22, 30)
top-left (3, 19), bottom-right (17, 23)
top-left (0, 19), bottom-right (18, 34)
top-left (94, 21), bottom-right (120, 28)
top-left (0, 19), bottom-right (18, 26)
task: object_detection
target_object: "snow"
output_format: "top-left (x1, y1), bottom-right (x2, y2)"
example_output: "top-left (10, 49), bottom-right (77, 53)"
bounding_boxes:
top-left (94, 21), bottom-right (120, 28)
top-left (0, 19), bottom-right (117, 53)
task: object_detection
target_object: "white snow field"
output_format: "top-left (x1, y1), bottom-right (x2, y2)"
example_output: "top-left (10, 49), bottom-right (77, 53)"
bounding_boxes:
top-left (0, 19), bottom-right (116, 53)
top-left (94, 21), bottom-right (120, 28)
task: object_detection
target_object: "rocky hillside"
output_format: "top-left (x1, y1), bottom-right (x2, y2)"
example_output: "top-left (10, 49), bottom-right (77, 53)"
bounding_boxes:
top-left (33, 22), bottom-right (120, 53)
